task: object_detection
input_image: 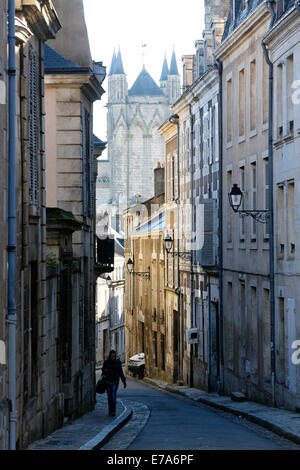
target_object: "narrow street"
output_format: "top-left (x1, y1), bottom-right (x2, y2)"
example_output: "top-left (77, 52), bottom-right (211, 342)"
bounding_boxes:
top-left (103, 377), bottom-right (296, 450)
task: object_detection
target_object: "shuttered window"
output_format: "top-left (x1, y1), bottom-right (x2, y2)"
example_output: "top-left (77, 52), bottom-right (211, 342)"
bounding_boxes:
top-left (82, 106), bottom-right (94, 217)
top-left (29, 47), bottom-right (39, 205)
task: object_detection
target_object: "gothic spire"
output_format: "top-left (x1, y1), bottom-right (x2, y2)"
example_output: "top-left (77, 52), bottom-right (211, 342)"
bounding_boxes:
top-left (169, 49), bottom-right (179, 75)
top-left (160, 54), bottom-right (169, 81)
top-left (108, 49), bottom-right (117, 76)
top-left (113, 47), bottom-right (125, 75)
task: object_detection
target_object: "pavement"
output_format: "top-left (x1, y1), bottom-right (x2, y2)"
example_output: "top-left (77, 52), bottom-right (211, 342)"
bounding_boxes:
top-left (27, 394), bottom-right (132, 451)
top-left (26, 375), bottom-right (300, 450)
top-left (142, 376), bottom-right (300, 446)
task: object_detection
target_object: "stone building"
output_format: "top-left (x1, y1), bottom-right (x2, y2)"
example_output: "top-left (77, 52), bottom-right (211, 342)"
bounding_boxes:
top-left (44, 0), bottom-right (106, 423)
top-left (124, 188), bottom-right (168, 381)
top-left (215, 0), bottom-right (274, 405)
top-left (98, 48), bottom-right (181, 231)
top-left (158, 0), bottom-right (230, 390)
top-left (0, 0), bottom-right (8, 450)
top-left (263, 0), bottom-right (300, 410)
top-left (0, 0), bottom-right (61, 449)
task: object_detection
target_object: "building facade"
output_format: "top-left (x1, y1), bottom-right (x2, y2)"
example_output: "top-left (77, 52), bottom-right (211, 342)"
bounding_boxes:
top-left (264, 1), bottom-right (300, 410)
top-left (44, 0), bottom-right (106, 423)
top-left (216, 0), bottom-right (275, 404)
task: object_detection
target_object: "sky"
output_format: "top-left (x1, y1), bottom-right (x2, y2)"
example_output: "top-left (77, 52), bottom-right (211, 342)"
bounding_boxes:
top-left (83, 0), bottom-right (205, 146)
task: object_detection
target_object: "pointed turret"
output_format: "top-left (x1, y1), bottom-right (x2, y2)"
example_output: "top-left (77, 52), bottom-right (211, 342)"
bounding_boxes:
top-left (160, 55), bottom-right (169, 81)
top-left (113, 48), bottom-right (125, 75)
top-left (169, 49), bottom-right (179, 75)
top-left (167, 49), bottom-right (181, 104)
top-left (108, 49), bottom-right (117, 76)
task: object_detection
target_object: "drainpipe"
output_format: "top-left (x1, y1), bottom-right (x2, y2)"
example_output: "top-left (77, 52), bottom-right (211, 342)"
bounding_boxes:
top-left (216, 59), bottom-right (224, 394)
top-left (189, 104), bottom-right (194, 388)
top-left (168, 114), bottom-right (181, 382)
top-left (262, 0), bottom-right (275, 406)
top-left (6, 0), bottom-right (17, 450)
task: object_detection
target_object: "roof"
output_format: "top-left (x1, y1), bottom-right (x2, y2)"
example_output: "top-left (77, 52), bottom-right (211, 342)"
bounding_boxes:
top-left (109, 50), bottom-right (117, 75)
top-left (169, 50), bottom-right (179, 75)
top-left (44, 44), bottom-right (90, 74)
top-left (128, 67), bottom-right (164, 96)
top-left (94, 134), bottom-right (107, 149)
top-left (109, 48), bottom-right (125, 75)
top-left (134, 211), bottom-right (165, 234)
top-left (160, 55), bottom-right (169, 81)
top-left (222, 0), bottom-right (265, 40)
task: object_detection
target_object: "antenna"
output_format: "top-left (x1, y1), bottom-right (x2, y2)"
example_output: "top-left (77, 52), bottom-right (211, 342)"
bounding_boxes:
top-left (141, 43), bottom-right (147, 68)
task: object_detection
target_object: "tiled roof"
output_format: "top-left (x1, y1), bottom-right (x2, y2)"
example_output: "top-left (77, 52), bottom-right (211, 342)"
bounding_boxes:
top-left (128, 67), bottom-right (164, 96)
top-left (222, 0), bottom-right (265, 40)
top-left (44, 44), bottom-right (90, 73)
top-left (160, 56), bottom-right (169, 81)
top-left (169, 50), bottom-right (179, 75)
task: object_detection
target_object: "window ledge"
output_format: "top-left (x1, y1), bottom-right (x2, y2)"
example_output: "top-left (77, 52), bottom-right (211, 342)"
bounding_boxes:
top-left (249, 129), bottom-right (257, 138)
top-left (238, 135), bottom-right (246, 144)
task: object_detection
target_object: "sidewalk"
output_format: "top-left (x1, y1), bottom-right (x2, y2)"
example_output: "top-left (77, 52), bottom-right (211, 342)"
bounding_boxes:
top-left (143, 377), bottom-right (300, 445)
top-left (27, 394), bottom-right (132, 450)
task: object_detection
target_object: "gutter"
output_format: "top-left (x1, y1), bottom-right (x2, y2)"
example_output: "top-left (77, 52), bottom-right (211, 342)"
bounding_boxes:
top-left (261, 0), bottom-right (276, 407)
top-left (189, 104), bottom-right (194, 388)
top-left (216, 58), bottom-right (224, 395)
top-left (6, 0), bottom-right (17, 450)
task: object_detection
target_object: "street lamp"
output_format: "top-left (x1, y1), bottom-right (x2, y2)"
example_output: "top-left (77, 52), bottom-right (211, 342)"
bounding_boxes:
top-left (163, 235), bottom-right (191, 260)
top-left (106, 275), bottom-right (113, 289)
top-left (228, 184), bottom-right (243, 212)
top-left (126, 258), bottom-right (150, 279)
top-left (228, 184), bottom-right (271, 224)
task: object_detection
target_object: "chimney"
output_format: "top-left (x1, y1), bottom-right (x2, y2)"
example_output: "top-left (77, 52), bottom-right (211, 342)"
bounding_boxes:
top-left (182, 55), bottom-right (195, 90)
top-left (154, 163), bottom-right (165, 197)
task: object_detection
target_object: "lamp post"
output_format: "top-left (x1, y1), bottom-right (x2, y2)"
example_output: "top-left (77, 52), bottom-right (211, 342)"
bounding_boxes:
top-left (126, 258), bottom-right (150, 280)
top-left (163, 235), bottom-right (191, 260)
top-left (228, 184), bottom-right (271, 224)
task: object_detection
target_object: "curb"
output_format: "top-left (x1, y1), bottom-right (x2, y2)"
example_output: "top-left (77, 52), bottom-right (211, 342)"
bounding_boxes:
top-left (78, 401), bottom-right (133, 451)
top-left (142, 378), bottom-right (300, 446)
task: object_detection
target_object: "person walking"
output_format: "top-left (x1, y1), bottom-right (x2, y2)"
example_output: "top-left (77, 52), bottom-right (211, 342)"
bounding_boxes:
top-left (102, 350), bottom-right (127, 416)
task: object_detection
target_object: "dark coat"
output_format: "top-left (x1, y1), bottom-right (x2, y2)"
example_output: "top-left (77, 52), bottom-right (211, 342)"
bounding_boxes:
top-left (102, 357), bottom-right (126, 385)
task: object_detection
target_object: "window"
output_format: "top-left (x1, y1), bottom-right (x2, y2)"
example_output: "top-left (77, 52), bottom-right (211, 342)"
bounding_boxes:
top-left (227, 170), bottom-right (233, 243)
top-left (239, 68), bottom-right (245, 137)
top-left (250, 60), bottom-right (256, 132)
top-left (263, 289), bottom-right (271, 385)
top-left (251, 161), bottom-right (257, 239)
top-left (239, 165), bottom-right (245, 240)
top-left (226, 78), bottom-right (232, 143)
top-left (264, 158), bottom-right (270, 238)
top-left (262, 54), bottom-right (269, 126)
top-left (287, 55), bottom-right (294, 132)
top-left (277, 184), bottom-right (285, 259)
top-left (287, 181), bottom-right (295, 259)
top-left (29, 47), bottom-right (39, 205)
top-left (277, 64), bottom-right (283, 138)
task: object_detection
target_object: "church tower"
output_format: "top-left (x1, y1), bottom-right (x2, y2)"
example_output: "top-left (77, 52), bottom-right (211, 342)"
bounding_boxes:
top-left (108, 48), bottom-right (128, 103)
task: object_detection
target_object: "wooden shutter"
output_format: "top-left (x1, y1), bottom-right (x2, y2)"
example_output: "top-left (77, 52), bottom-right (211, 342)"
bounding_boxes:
top-left (29, 47), bottom-right (39, 204)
